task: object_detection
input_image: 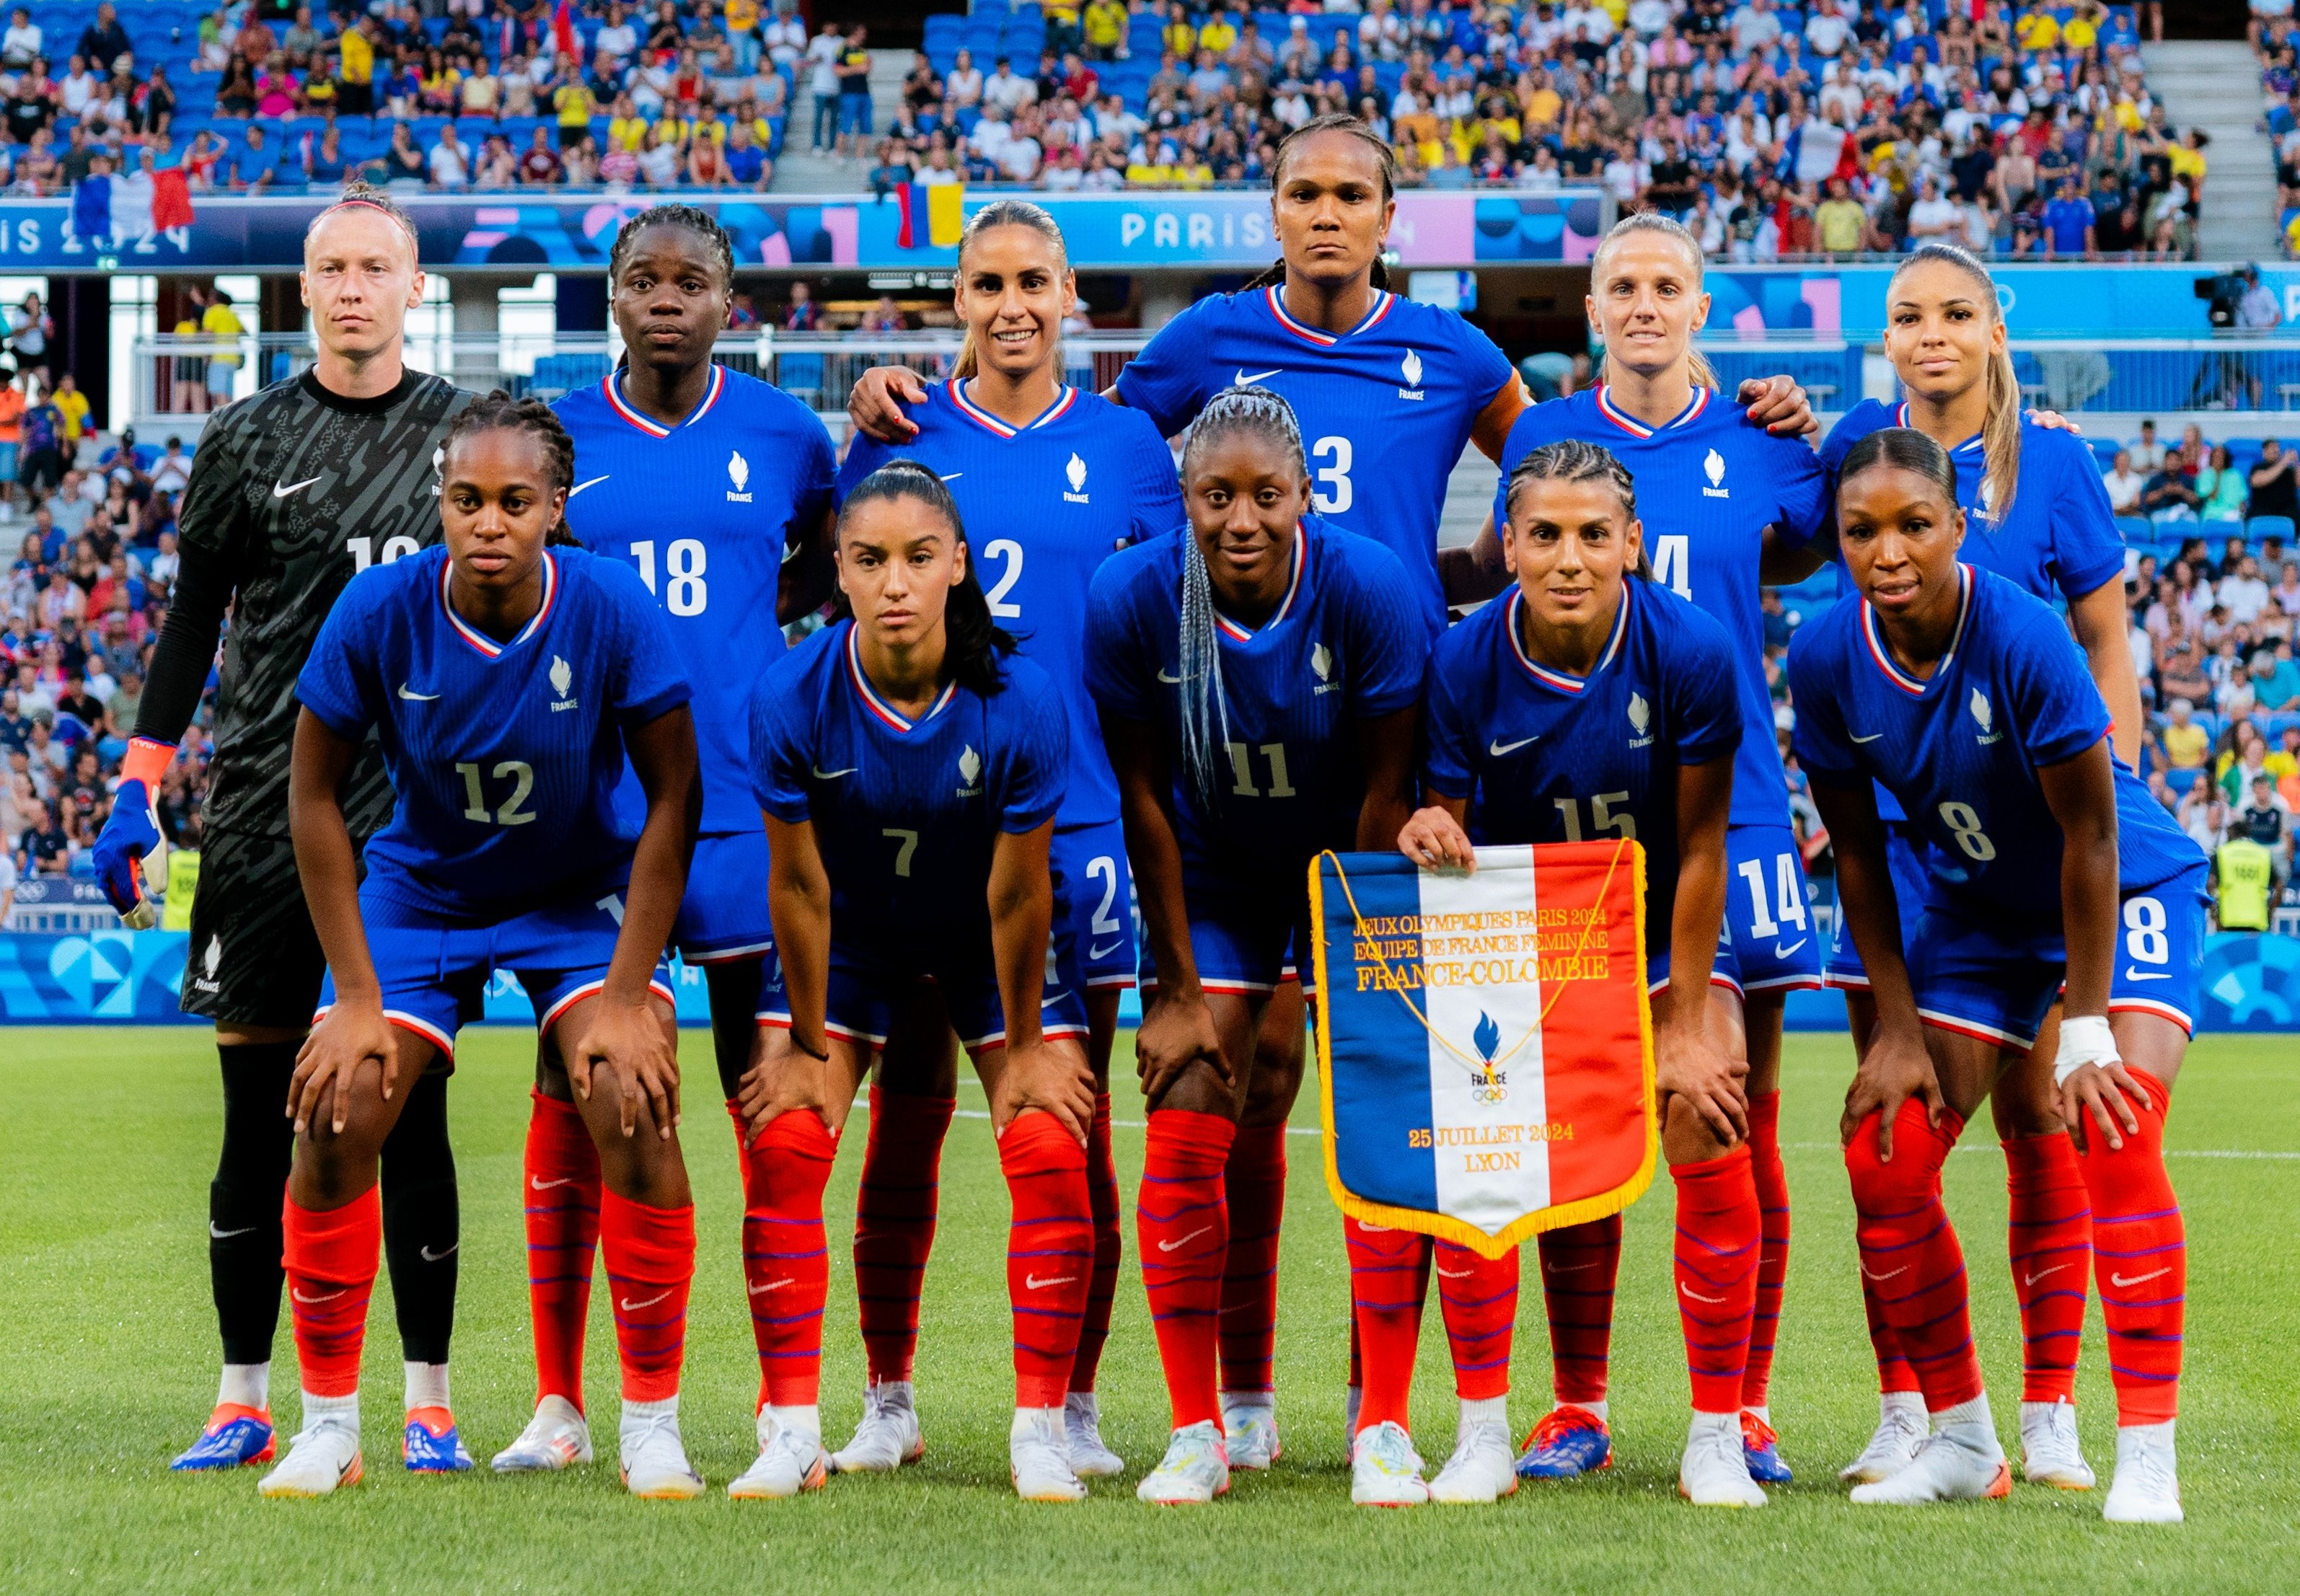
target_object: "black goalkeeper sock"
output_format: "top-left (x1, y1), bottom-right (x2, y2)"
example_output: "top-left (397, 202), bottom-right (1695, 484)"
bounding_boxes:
top-left (706, 958), bottom-right (768, 1101)
top-left (211, 1040), bottom-right (300, 1367)
top-left (380, 1070), bottom-right (459, 1367)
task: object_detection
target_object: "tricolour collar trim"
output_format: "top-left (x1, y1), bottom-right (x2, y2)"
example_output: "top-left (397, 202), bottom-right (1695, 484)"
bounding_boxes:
top-left (1262, 284), bottom-right (1395, 346)
top-left (1892, 400), bottom-right (1983, 454)
top-left (1860, 563), bottom-right (1973, 697)
top-left (1214, 524), bottom-right (1305, 643)
top-left (442, 550), bottom-right (557, 660)
top-left (844, 622), bottom-right (956, 732)
top-left (602, 363), bottom-right (724, 438)
top-left (1505, 582), bottom-right (1629, 693)
top-left (947, 378), bottom-right (1077, 438)
top-left (1594, 382), bottom-right (1710, 438)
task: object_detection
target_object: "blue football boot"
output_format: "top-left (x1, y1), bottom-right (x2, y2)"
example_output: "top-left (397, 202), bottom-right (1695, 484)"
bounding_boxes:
top-left (169, 1403), bottom-right (276, 1471)
top-left (1742, 1413), bottom-right (1793, 1484)
top-left (1515, 1406), bottom-right (1613, 1478)
top-left (404, 1406), bottom-right (475, 1472)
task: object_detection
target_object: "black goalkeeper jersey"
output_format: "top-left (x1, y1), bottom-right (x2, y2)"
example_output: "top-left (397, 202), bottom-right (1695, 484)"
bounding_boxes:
top-left (159, 366), bottom-right (471, 839)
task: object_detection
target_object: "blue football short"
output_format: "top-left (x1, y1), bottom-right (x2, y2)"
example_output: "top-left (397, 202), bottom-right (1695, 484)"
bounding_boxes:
top-left (754, 930), bottom-right (1090, 1052)
top-left (1052, 818), bottom-right (1138, 992)
top-left (1823, 822), bottom-right (1931, 991)
top-left (1137, 883), bottom-right (1311, 997)
top-left (1715, 821), bottom-right (1825, 997)
top-left (1908, 863), bottom-right (2210, 1050)
top-left (672, 829), bottom-right (777, 965)
top-left (317, 883), bottom-right (674, 1062)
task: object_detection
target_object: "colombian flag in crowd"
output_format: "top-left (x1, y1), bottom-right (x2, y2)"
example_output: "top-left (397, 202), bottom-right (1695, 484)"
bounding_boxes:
top-left (895, 182), bottom-right (966, 250)
top-left (1312, 842), bottom-right (1657, 1258)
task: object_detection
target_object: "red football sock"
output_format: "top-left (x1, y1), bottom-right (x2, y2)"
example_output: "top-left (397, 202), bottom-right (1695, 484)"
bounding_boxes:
top-left (1740, 1091), bottom-right (1790, 1411)
top-left (1072, 1093), bottom-right (1122, 1395)
top-left (1844, 1100), bottom-right (1982, 1411)
top-left (523, 1090), bottom-right (601, 1412)
top-left (1000, 1112), bottom-right (1094, 1409)
top-left (741, 1108), bottom-right (837, 1410)
top-left (1347, 1217), bottom-right (1430, 1433)
top-left (2080, 1069), bottom-right (2184, 1425)
top-left (599, 1189), bottom-right (693, 1403)
top-left (1435, 1241), bottom-right (1517, 1401)
top-left (2005, 1131), bottom-right (2091, 1406)
top-left (1864, 1280), bottom-right (1922, 1394)
top-left (283, 1186), bottom-right (380, 1399)
top-left (1218, 1120), bottom-right (1287, 1398)
top-left (1538, 1214), bottom-right (1621, 1406)
top-left (1137, 1109), bottom-right (1235, 1429)
top-left (1671, 1145), bottom-right (1762, 1414)
top-left (852, 1087), bottom-right (954, 1386)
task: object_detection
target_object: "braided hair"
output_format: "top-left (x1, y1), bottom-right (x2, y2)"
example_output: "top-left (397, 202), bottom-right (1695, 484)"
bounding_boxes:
top-left (443, 390), bottom-right (580, 545)
top-left (1502, 438), bottom-right (1652, 581)
top-left (1242, 114), bottom-right (1396, 294)
top-left (607, 203), bottom-right (736, 291)
top-left (838, 460), bottom-right (1018, 698)
top-left (1173, 385), bottom-right (1308, 805)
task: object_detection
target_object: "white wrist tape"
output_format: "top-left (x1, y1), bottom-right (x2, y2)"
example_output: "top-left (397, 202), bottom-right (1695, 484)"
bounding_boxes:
top-left (2053, 1014), bottom-right (2120, 1088)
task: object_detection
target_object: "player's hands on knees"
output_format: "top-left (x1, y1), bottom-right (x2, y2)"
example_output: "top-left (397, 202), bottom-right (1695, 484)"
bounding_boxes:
top-left (1736, 374), bottom-right (1816, 438)
top-left (736, 1026), bottom-right (829, 1145)
top-left (994, 1038), bottom-right (1097, 1143)
top-left (2059, 1059), bottom-right (2149, 1154)
top-left (290, 1000), bottom-right (397, 1137)
top-left (573, 997), bottom-right (682, 1141)
top-left (1398, 806), bottom-right (1476, 872)
top-left (1840, 1023), bottom-right (1942, 1160)
top-left (1137, 990), bottom-right (1230, 1103)
top-left (1655, 1020), bottom-right (1748, 1145)
top-left (847, 364), bottom-right (928, 443)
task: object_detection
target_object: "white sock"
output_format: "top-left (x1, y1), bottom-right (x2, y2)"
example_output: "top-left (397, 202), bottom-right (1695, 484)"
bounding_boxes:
top-left (2119, 1419), bottom-right (2175, 1445)
top-left (1010, 1405), bottom-right (1061, 1440)
top-left (1882, 1390), bottom-right (1926, 1423)
top-left (1459, 1396), bottom-right (1509, 1429)
top-left (622, 1394), bottom-right (679, 1426)
top-left (1931, 1393), bottom-right (1993, 1433)
top-left (1561, 1398), bottom-right (1609, 1423)
top-left (403, 1361), bottom-right (449, 1413)
top-left (770, 1403), bottom-right (821, 1441)
top-left (873, 1380), bottom-right (916, 1408)
top-left (1745, 1404), bottom-right (1771, 1426)
top-left (301, 1389), bottom-right (359, 1434)
top-left (217, 1361), bottom-right (269, 1410)
top-left (1221, 1388), bottom-right (1274, 1414)
top-left (1689, 1409), bottom-right (1740, 1434)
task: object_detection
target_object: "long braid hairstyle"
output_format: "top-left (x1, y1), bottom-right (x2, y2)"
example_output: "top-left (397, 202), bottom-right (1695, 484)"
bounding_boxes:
top-left (1502, 438), bottom-right (1654, 581)
top-left (837, 460), bottom-right (1018, 697)
top-left (1241, 114), bottom-right (1396, 294)
top-left (443, 389), bottom-right (580, 546)
top-left (1172, 385), bottom-right (1308, 804)
top-left (1890, 242), bottom-right (2022, 521)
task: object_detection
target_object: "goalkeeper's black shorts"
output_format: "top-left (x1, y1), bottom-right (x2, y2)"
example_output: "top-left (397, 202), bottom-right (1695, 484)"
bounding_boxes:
top-left (180, 827), bottom-right (343, 1030)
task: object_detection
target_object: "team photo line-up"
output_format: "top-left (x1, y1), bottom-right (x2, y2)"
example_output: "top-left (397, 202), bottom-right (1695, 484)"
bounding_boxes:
top-left (92, 110), bottom-right (2193, 1525)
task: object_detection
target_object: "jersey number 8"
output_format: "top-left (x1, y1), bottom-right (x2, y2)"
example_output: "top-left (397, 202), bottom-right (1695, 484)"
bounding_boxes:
top-left (631, 539), bottom-right (708, 616)
top-left (1937, 801), bottom-right (1996, 863)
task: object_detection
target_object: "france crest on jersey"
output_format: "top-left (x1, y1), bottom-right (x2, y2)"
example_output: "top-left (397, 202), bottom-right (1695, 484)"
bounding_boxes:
top-left (1492, 385), bottom-right (1828, 829)
top-left (1114, 287), bottom-right (1517, 637)
top-left (296, 546), bottom-right (692, 917)
top-left (1787, 565), bottom-right (2205, 917)
top-left (838, 379), bottom-right (1183, 832)
top-left (1819, 402), bottom-right (2127, 604)
top-left (1424, 579), bottom-right (1740, 966)
top-left (556, 364), bottom-right (835, 835)
top-left (1083, 516), bottom-right (1427, 893)
top-left (749, 621), bottom-right (1070, 943)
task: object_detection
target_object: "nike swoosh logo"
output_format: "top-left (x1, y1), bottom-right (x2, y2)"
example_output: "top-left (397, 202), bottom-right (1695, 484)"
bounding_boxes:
top-left (811, 765), bottom-right (858, 780)
top-left (1158, 1225), bottom-right (1212, 1253)
top-left (749, 1277), bottom-right (796, 1295)
top-left (530, 1176), bottom-right (575, 1191)
top-left (2024, 1263), bottom-right (2071, 1287)
top-left (2111, 1269), bottom-right (2171, 1288)
top-left (1489, 736), bottom-right (1539, 756)
top-left (273, 475), bottom-right (322, 498)
top-left (569, 475), bottom-right (610, 497)
top-left (398, 685), bottom-right (440, 701)
top-left (1678, 1284), bottom-right (1726, 1303)
top-left (1235, 368), bottom-right (1282, 386)
top-left (1546, 1261), bottom-right (1599, 1273)
top-left (1774, 939), bottom-right (1807, 958)
top-left (1437, 1266), bottom-right (1473, 1279)
top-left (1158, 668), bottom-right (1184, 684)
top-left (1025, 1273), bottom-right (1077, 1290)
top-left (292, 1287), bottom-right (345, 1304)
top-left (209, 1222), bottom-right (256, 1240)
top-left (620, 1292), bottom-right (670, 1311)
top-left (1860, 1265), bottom-right (1908, 1282)
top-left (1088, 940), bottom-right (1122, 961)
top-left (1851, 732), bottom-right (1885, 743)
top-left (2123, 968), bottom-right (2172, 982)
top-left (420, 1243), bottom-right (458, 1262)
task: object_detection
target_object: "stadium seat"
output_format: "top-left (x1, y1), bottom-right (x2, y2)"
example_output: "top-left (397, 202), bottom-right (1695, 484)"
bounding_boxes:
top-left (2250, 516), bottom-right (2296, 545)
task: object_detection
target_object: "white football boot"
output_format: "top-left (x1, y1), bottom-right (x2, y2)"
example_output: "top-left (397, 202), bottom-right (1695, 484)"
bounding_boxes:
top-left (830, 1383), bottom-right (924, 1473)
top-left (1678, 1412), bottom-right (1767, 1508)
top-left (2102, 1422), bottom-right (2182, 1525)
top-left (729, 1408), bottom-right (828, 1499)
top-left (617, 1397), bottom-right (704, 1499)
top-left (1849, 1398), bottom-right (2011, 1506)
top-left (1065, 1391), bottom-right (1124, 1478)
top-left (1222, 1393), bottom-right (1280, 1471)
top-left (1135, 1419), bottom-right (1230, 1505)
top-left (2019, 1401), bottom-right (2095, 1490)
top-left (490, 1395), bottom-right (594, 1473)
top-left (257, 1399), bottom-right (363, 1499)
top-left (1349, 1420), bottom-right (1429, 1507)
top-left (1840, 1391), bottom-right (1929, 1483)
top-left (1010, 1407), bottom-right (1088, 1502)
top-left (1427, 1412), bottom-right (1518, 1504)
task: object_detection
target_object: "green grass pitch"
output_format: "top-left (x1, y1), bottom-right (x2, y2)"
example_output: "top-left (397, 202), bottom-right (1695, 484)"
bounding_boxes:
top-left (4, 1026), bottom-right (2298, 1593)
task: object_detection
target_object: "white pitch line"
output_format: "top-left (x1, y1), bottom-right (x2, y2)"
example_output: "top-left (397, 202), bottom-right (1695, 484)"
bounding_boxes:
top-left (1785, 1139), bottom-right (2300, 1161)
top-left (951, 1108), bottom-right (1318, 1136)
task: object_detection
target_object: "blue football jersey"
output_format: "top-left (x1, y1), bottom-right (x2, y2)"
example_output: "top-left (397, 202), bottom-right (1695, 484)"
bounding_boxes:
top-left (1114, 286), bottom-right (1517, 636)
top-left (1424, 579), bottom-right (1742, 939)
top-left (1492, 384), bottom-right (1829, 828)
top-left (556, 364), bottom-right (835, 835)
top-left (1084, 516), bottom-right (1428, 893)
top-left (1786, 565), bottom-right (2205, 917)
top-left (838, 379), bottom-right (1182, 832)
top-left (296, 546), bottom-right (692, 918)
top-left (749, 621), bottom-right (1070, 944)
top-left (1819, 402), bottom-right (2128, 604)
